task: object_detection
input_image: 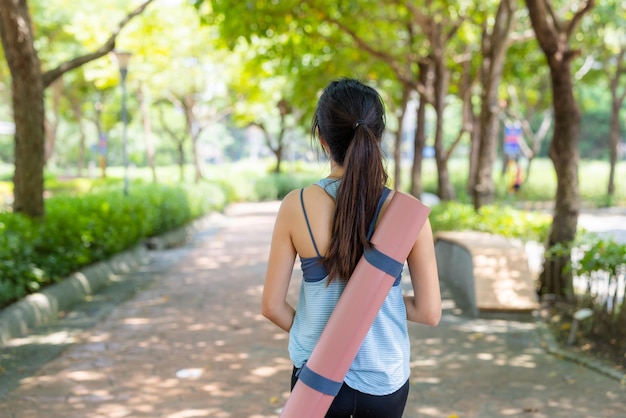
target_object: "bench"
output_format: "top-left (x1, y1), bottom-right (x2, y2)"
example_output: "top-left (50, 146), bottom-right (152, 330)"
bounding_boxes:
top-left (434, 231), bottom-right (539, 317)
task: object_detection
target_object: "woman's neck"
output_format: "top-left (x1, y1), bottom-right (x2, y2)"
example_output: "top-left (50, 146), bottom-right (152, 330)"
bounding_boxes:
top-left (328, 161), bottom-right (344, 179)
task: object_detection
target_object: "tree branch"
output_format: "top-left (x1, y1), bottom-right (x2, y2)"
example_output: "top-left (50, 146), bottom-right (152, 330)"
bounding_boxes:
top-left (402, 0), bottom-right (430, 31)
top-left (525, 0), bottom-right (560, 55)
top-left (566, 0), bottom-right (596, 39)
top-left (608, 45), bottom-right (626, 103)
top-left (156, 102), bottom-right (185, 145)
top-left (249, 122), bottom-right (276, 152)
top-left (42, 0), bottom-right (155, 88)
top-left (544, 0), bottom-right (562, 33)
top-left (319, 11), bottom-right (418, 90)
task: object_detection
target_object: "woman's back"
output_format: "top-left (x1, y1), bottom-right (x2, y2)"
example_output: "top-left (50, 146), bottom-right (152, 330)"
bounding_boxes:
top-left (289, 182), bottom-right (393, 261)
top-left (287, 178), bottom-right (410, 396)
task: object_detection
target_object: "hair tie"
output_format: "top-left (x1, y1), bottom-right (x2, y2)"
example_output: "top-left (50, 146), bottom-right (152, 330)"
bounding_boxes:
top-left (353, 120), bottom-right (365, 129)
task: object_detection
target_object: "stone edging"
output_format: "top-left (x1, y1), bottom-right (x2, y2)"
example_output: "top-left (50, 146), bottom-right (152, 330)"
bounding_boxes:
top-left (0, 214), bottom-right (222, 347)
top-left (534, 316), bottom-right (626, 385)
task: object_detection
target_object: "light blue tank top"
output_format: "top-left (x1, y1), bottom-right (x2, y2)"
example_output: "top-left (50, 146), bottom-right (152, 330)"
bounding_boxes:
top-left (288, 178), bottom-right (410, 396)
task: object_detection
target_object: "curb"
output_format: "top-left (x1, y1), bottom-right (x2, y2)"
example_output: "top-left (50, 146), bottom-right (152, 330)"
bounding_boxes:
top-left (534, 316), bottom-right (626, 385)
top-left (0, 213), bottom-right (224, 347)
top-left (0, 245), bottom-right (148, 346)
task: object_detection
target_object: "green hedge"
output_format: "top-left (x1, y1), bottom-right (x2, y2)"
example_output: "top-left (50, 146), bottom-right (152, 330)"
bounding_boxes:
top-left (429, 201), bottom-right (551, 243)
top-left (0, 182), bottom-right (225, 308)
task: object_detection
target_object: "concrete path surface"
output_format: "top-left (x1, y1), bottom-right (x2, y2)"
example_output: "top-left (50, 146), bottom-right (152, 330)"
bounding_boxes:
top-left (0, 201), bottom-right (624, 418)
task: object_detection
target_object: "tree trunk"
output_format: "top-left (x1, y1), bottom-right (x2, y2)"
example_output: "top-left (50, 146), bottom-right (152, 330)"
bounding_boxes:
top-left (138, 86), bottom-right (157, 183)
top-left (71, 101), bottom-right (86, 177)
top-left (0, 0), bottom-right (45, 218)
top-left (540, 63), bottom-right (581, 297)
top-left (178, 142), bottom-right (185, 182)
top-left (410, 96), bottom-right (427, 197)
top-left (432, 58), bottom-right (455, 201)
top-left (273, 145), bottom-right (283, 174)
top-left (525, 0), bottom-right (595, 297)
top-left (607, 95), bottom-right (620, 196)
top-left (94, 101), bottom-right (107, 179)
top-left (181, 96), bottom-right (204, 183)
top-left (524, 110), bottom-right (552, 181)
top-left (393, 88), bottom-right (411, 191)
top-left (191, 133), bottom-right (203, 183)
top-left (454, 56), bottom-right (477, 198)
top-left (607, 48), bottom-right (625, 196)
top-left (467, 113), bottom-right (480, 196)
top-left (157, 102), bottom-right (186, 182)
top-left (410, 62), bottom-right (431, 198)
top-left (0, 0), bottom-right (154, 218)
top-left (473, 0), bottom-right (515, 210)
top-left (274, 122), bottom-right (286, 174)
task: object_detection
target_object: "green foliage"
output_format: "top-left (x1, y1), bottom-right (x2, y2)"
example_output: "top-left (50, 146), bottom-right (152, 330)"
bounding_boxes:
top-left (45, 176), bottom-right (122, 196)
top-left (429, 201), bottom-right (551, 243)
top-left (0, 182), bottom-right (224, 309)
top-left (574, 236), bottom-right (626, 278)
top-left (254, 172), bottom-right (320, 200)
top-left (0, 213), bottom-right (43, 304)
top-left (547, 233), bottom-right (626, 347)
top-left (548, 232), bottom-right (626, 282)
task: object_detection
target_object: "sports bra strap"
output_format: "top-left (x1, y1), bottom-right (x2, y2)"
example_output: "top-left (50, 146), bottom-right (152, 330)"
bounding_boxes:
top-left (300, 188), bottom-right (322, 257)
top-left (301, 186), bottom-right (391, 258)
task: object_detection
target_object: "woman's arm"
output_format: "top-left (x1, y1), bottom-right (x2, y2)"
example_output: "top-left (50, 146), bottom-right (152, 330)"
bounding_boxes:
top-left (261, 192), bottom-right (298, 332)
top-left (404, 219), bottom-right (442, 326)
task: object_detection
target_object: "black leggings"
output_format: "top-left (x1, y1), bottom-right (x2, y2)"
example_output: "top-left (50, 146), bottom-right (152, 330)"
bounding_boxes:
top-left (290, 367), bottom-right (409, 418)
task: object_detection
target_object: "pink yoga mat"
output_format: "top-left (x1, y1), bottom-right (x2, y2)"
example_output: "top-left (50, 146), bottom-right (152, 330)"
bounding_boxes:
top-left (280, 192), bottom-right (430, 417)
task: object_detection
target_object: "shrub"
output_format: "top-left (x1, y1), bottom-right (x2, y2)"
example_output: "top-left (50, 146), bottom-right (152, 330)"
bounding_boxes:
top-left (547, 234), bottom-right (626, 363)
top-left (254, 172), bottom-right (319, 201)
top-left (0, 213), bottom-right (42, 303)
top-left (429, 201), bottom-right (551, 243)
top-left (0, 182), bottom-right (225, 309)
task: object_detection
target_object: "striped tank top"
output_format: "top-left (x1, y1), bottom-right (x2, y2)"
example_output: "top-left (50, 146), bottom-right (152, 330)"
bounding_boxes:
top-left (288, 178), bottom-right (410, 396)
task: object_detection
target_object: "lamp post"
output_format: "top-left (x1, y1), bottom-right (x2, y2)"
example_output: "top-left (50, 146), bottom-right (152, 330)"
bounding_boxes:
top-left (114, 50), bottom-right (132, 195)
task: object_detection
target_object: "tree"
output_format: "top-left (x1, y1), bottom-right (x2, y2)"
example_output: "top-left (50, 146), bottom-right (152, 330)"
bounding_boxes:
top-left (589, 1), bottom-right (626, 197)
top-left (314, 0), bottom-right (466, 200)
top-left (472, 0), bottom-right (517, 209)
top-left (0, 0), bottom-right (153, 218)
top-left (525, 0), bottom-right (596, 297)
top-left (607, 45), bottom-right (625, 196)
top-left (136, 84), bottom-right (157, 183)
top-left (195, 1), bottom-right (389, 176)
top-left (155, 99), bottom-right (188, 182)
top-left (501, 24), bottom-right (553, 180)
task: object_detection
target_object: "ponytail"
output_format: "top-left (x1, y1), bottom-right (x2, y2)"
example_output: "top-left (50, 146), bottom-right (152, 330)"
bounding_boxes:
top-left (324, 124), bottom-right (388, 282)
top-left (312, 78), bottom-right (388, 283)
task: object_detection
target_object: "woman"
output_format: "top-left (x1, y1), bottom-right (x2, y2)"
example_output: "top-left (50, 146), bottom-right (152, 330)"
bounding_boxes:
top-left (262, 78), bottom-right (441, 417)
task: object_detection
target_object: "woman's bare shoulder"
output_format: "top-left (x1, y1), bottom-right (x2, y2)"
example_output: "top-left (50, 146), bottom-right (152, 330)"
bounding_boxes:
top-left (278, 189), bottom-right (302, 212)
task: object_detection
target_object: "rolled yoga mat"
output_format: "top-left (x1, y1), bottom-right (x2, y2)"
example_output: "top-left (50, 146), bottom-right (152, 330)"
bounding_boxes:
top-left (280, 192), bottom-right (431, 418)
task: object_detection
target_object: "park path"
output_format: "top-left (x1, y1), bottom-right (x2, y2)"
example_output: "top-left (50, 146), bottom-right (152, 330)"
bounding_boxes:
top-left (0, 201), bottom-right (624, 418)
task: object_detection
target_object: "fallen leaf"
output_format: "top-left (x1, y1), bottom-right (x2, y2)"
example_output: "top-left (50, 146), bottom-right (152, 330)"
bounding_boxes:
top-left (468, 333), bottom-right (484, 341)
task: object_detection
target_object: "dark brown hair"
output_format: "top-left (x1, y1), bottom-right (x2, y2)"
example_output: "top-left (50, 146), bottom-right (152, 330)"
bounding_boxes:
top-left (311, 78), bottom-right (388, 282)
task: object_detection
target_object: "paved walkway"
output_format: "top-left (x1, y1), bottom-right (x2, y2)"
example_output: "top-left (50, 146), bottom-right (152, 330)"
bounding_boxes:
top-left (0, 202), bottom-right (624, 418)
